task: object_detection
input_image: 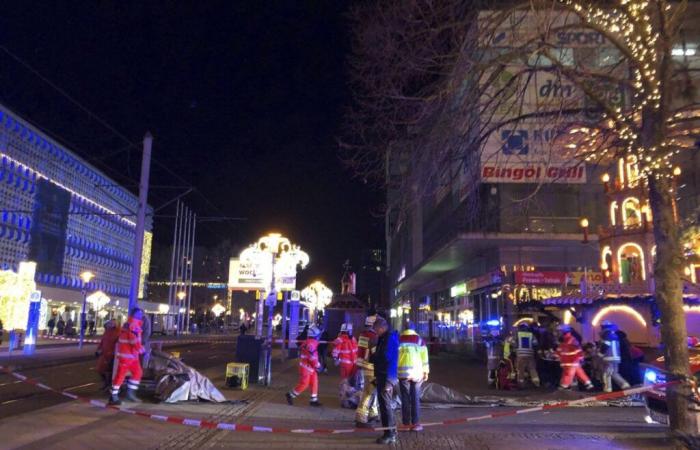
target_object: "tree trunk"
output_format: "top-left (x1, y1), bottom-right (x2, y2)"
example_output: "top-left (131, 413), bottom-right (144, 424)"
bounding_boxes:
top-left (648, 175), bottom-right (694, 434)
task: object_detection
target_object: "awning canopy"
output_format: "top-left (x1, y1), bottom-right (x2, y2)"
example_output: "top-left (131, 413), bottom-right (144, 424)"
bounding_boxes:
top-left (543, 294), bottom-right (700, 306)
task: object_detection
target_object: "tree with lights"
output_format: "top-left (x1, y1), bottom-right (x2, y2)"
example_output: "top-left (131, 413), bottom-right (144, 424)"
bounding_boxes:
top-left (345, 0), bottom-right (700, 433)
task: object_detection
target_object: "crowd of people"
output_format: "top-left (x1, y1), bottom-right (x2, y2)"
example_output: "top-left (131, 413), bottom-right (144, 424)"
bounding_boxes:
top-left (484, 319), bottom-right (643, 392)
top-left (285, 311), bottom-right (429, 445)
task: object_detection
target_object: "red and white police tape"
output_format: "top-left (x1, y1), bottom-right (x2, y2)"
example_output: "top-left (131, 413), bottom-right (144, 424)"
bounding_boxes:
top-left (0, 363), bottom-right (678, 434)
top-left (42, 335), bottom-right (237, 345)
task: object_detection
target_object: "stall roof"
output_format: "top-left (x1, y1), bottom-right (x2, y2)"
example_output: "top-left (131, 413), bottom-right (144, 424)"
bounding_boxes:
top-left (543, 294), bottom-right (700, 306)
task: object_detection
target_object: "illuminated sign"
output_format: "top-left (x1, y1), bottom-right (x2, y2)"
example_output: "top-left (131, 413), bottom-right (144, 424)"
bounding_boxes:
top-left (514, 271), bottom-right (567, 285)
top-left (450, 283), bottom-right (468, 298)
top-left (0, 261), bottom-right (37, 330)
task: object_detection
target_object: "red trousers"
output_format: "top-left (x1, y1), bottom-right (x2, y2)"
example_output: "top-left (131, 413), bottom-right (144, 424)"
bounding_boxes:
top-left (112, 358), bottom-right (143, 387)
top-left (293, 367), bottom-right (318, 397)
top-left (339, 364), bottom-right (356, 380)
top-left (559, 364), bottom-right (591, 388)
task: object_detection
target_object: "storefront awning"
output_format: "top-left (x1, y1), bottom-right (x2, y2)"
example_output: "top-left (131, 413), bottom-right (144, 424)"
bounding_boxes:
top-left (543, 294), bottom-right (700, 306)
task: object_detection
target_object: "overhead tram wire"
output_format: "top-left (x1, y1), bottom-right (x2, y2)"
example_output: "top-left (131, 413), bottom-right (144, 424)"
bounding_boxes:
top-left (0, 44), bottom-right (245, 231)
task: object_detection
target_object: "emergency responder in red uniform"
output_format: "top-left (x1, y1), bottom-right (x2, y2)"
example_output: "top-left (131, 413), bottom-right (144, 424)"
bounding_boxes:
top-left (332, 323), bottom-right (358, 407)
top-left (109, 308), bottom-right (145, 405)
top-left (556, 325), bottom-right (594, 390)
top-left (95, 319), bottom-right (120, 390)
top-left (286, 324), bottom-right (322, 406)
top-left (355, 314), bottom-right (379, 427)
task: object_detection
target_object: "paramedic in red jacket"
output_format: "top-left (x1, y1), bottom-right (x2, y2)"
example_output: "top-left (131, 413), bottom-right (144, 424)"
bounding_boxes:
top-left (286, 324), bottom-right (322, 406)
top-left (332, 323), bottom-right (358, 407)
top-left (556, 325), bottom-right (594, 391)
top-left (109, 308), bottom-right (145, 405)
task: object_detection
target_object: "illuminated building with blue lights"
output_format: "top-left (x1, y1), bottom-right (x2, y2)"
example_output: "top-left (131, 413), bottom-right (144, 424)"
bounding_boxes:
top-left (0, 103), bottom-right (152, 327)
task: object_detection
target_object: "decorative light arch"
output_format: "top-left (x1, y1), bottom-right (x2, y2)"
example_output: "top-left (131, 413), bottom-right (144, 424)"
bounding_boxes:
top-left (610, 201), bottom-right (618, 226)
top-left (621, 197), bottom-right (642, 228)
top-left (591, 305), bottom-right (647, 328)
top-left (617, 242), bottom-right (646, 282)
top-left (601, 246), bottom-right (612, 270)
top-left (512, 317), bottom-right (534, 327)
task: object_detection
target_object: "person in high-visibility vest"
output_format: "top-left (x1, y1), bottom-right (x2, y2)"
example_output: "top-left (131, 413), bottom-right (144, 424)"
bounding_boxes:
top-left (482, 322), bottom-right (503, 387)
top-left (599, 322), bottom-right (630, 392)
top-left (514, 322), bottom-right (540, 387)
top-left (109, 308), bottom-right (145, 405)
top-left (556, 325), bottom-right (594, 390)
top-left (397, 328), bottom-right (429, 431)
top-left (286, 324), bottom-right (323, 406)
top-left (354, 315), bottom-right (379, 427)
top-left (332, 323), bottom-right (358, 407)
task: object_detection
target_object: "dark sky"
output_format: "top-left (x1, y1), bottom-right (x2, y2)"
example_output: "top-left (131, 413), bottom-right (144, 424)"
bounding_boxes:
top-left (0, 2), bottom-right (383, 288)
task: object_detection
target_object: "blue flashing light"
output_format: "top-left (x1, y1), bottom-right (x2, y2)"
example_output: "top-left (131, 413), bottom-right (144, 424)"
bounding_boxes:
top-left (486, 320), bottom-right (500, 327)
top-left (644, 369), bottom-right (658, 384)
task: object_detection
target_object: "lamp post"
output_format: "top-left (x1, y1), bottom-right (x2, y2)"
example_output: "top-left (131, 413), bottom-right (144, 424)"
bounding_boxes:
top-left (301, 281), bottom-right (333, 324)
top-left (176, 291), bottom-right (186, 335)
top-left (79, 271), bottom-right (95, 348)
top-left (580, 217), bottom-right (590, 244)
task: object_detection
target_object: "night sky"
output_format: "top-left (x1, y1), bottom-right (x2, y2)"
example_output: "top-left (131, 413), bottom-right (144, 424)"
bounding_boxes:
top-left (0, 2), bottom-right (383, 288)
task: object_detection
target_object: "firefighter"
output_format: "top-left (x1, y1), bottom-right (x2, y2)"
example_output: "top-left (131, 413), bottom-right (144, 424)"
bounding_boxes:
top-left (599, 321), bottom-right (631, 392)
top-left (482, 321), bottom-right (503, 387)
top-left (95, 319), bottom-right (120, 390)
top-left (556, 325), bottom-right (594, 390)
top-left (332, 323), bottom-right (358, 406)
top-left (354, 314), bottom-right (379, 427)
top-left (286, 324), bottom-right (322, 406)
top-left (514, 322), bottom-right (540, 388)
top-left (109, 308), bottom-right (145, 405)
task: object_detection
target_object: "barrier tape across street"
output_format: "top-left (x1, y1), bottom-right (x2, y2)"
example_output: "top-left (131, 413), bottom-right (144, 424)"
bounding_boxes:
top-left (0, 364), bottom-right (678, 434)
top-left (42, 335), bottom-right (237, 345)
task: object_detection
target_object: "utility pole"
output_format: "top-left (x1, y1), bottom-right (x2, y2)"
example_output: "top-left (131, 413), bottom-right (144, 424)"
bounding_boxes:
top-left (167, 200), bottom-right (182, 333)
top-left (129, 132), bottom-right (153, 311)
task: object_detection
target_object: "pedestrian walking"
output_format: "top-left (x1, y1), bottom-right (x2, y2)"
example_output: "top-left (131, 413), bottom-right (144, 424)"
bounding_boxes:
top-left (95, 320), bottom-right (120, 390)
top-left (286, 324), bottom-right (322, 407)
top-left (514, 322), bottom-right (540, 387)
top-left (599, 322), bottom-right (630, 392)
top-left (370, 315), bottom-right (399, 445)
top-left (556, 325), bottom-right (593, 391)
top-left (109, 308), bottom-right (145, 405)
top-left (398, 327), bottom-right (429, 431)
top-left (318, 328), bottom-right (330, 373)
top-left (355, 314), bottom-right (379, 428)
top-left (332, 323), bottom-right (358, 407)
top-left (47, 317), bottom-right (55, 336)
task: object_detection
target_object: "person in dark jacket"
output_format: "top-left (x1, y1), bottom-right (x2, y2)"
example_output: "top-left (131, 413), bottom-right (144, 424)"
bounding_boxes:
top-left (369, 315), bottom-right (399, 445)
top-left (47, 317), bottom-right (56, 336)
top-left (318, 329), bottom-right (330, 373)
top-left (56, 317), bottom-right (65, 336)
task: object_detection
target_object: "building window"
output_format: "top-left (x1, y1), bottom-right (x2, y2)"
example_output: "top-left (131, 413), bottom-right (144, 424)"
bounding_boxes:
top-left (610, 201), bottom-right (618, 226)
top-left (618, 243), bottom-right (646, 283)
top-left (622, 197), bottom-right (642, 228)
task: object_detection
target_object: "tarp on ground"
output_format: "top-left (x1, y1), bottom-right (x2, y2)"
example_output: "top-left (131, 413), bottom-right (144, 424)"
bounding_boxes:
top-left (148, 350), bottom-right (226, 403)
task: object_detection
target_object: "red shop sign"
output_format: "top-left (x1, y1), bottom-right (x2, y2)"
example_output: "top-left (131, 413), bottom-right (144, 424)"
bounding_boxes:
top-left (514, 271), bottom-right (567, 285)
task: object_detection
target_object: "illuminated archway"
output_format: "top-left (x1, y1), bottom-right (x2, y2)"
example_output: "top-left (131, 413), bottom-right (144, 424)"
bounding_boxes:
top-left (601, 246), bottom-right (612, 270)
top-left (618, 243), bottom-right (646, 283)
top-left (512, 317), bottom-right (534, 327)
top-left (625, 155), bottom-right (640, 187)
top-left (621, 197), bottom-right (641, 228)
top-left (592, 305), bottom-right (647, 328)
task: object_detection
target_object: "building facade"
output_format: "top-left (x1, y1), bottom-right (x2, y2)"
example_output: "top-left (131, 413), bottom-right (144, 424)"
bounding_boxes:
top-left (0, 103), bottom-right (152, 330)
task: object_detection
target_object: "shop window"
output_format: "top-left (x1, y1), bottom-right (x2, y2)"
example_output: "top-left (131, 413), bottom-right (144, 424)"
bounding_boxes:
top-left (618, 243), bottom-right (646, 283)
top-left (622, 197), bottom-right (642, 228)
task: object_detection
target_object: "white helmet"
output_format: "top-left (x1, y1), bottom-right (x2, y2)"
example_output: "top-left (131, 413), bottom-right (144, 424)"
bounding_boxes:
top-left (340, 323), bottom-right (353, 335)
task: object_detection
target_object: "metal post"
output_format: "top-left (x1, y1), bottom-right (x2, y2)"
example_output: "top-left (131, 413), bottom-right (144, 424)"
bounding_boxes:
top-left (281, 291), bottom-right (288, 351)
top-left (79, 289), bottom-right (87, 348)
top-left (186, 212), bottom-right (196, 333)
top-left (178, 209), bottom-right (192, 333)
top-left (175, 206), bottom-right (189, 334)
top-left (264, 252), bottom-right (277, 385)
top-left (129, 132), bottom-right (153, 311)
top-left (167, 200), bottom-right (181, 333)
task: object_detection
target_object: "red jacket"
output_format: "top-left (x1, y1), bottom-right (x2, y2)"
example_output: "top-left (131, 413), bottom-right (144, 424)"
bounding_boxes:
top-left (116, 318), bottom-right (143, 361)
top-left (332, 334), bottom-right (358, 368)
top-left (299, 338), bottom-right (320, 373)
top-left (556, 333), bottom-right (583, 367)
top-left (95, 326), bottom-right (120, 374)
top-left (356, 329), bottom-right (377, 370)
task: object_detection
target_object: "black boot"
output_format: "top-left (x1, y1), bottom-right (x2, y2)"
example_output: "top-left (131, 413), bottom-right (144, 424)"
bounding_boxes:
top-left (376, 432), bottom-right (397, 445)
top-left (108, 393), bottom-right (121, 406)
top-left (285, 392), bottom-right (294, 405)
top-left (309, 399), bottom-right (322, 407)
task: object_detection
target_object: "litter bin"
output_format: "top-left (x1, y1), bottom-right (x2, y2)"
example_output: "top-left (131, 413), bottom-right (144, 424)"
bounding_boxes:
top-left (225, 362), bottom-right (249, 390)
top-left (236, 335), bottom-right (265, 384)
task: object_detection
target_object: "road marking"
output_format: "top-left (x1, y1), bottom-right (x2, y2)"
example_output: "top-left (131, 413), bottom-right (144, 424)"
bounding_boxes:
top-left (208, 355), bottom-right (218, 359)
top-left (0, 381), bottom-right (23, 387)
top-left (65, 382), bottom-right (96, 391)
top-left (0, 399), bottom-right (18, 405)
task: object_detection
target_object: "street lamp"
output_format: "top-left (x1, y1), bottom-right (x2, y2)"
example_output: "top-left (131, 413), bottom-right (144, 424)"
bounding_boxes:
top-left (580, 217), bottom-right (589, 243)
top-left (301, 281), bottom-right (333, 323)
top-left (79, 271), bottom-right (95, 348)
